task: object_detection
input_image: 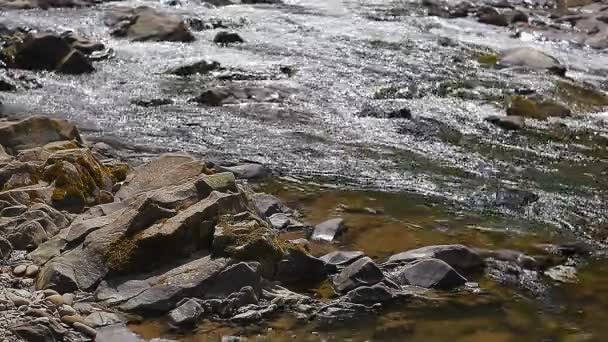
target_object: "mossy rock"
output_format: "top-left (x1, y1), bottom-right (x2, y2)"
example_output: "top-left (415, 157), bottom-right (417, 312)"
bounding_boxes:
top-left (42, 148), bottom-right (115, 211)
top-left (507, 96), bottom-right (571, 120)
top-left (212, 215), bottom-right (289, 276)
top-left (555, 80), bottom-right (608, 112)
top-left (478, 53), bottom-right (498, 65)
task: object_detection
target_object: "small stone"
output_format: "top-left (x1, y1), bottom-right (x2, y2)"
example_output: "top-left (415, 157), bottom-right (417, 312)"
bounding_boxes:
top-left (61, 314), bottom-right (86, 326)
top-left (13, 265), bottom-right (27, 277)
top-left (73, 321), bottom-right (97, 337)
top-left (62, 293), bottom-right (74, 306)
top-left (46, 294), bottom-right (64, 306)
top-left (214, 31), bottom-right (244, 45)
top-left (58, 305), bottom-right (77, 317)
top-left (9, 295), bottom-right (30, 307)
top-left (43, 289), bottom-right (59, 297)
top-left (545, 265), bottom-right (578, 283)
top-left (25, 265), bottom-right (40, 278)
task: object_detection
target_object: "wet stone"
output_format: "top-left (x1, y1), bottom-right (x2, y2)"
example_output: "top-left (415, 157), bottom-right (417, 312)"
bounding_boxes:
top-left (312, 218), bottom-right (345, 242)
top-left (168, 299), bottom-right (203, 326)
top-left (25, 265), bottom-right (39, 278)
top-left (13, 265), bottom-right (27, 277)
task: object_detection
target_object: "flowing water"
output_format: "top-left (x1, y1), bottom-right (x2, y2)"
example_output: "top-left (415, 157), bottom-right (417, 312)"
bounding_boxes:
top-left (2, 0), bottom-right (608, 340)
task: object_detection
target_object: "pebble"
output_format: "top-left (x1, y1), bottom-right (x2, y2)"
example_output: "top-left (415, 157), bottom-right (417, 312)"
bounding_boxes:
top-left (26, 308), bottom-right (51, 318)
top-left (61, 314), bottom-right (86, 326)
top-left (73, 321), bottom-right (97, 337)
top-left (59, 305), bottom-right (77, 317)
top-left (46, 294), bottom-right (64, 306)
top-left (25, 265), bottom-right (39, 278)
top-left (43, 289), bottom-right (59, 297)
top-left (62, 293), bottom-right (74, 306)
top-left (12, 265), bottom-right (26, 277)
top-left (9, 295), bottom-right (30, 307)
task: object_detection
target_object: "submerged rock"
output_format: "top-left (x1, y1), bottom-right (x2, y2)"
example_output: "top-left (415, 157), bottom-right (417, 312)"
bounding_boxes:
top-left (105, 6), bottom-right (195, 42)
top-left (498, 47), bottom-right (566, 76)
top-left (168, 60), bottom-right (223, 76)
top-left (507, 96), bottom-right (571, 120)
top-left (485, 115), bottom-right (525, 130)
top-left (190, 86), bottom-right (285, 106)
top-left (213, 31), bottom-right (244, 45)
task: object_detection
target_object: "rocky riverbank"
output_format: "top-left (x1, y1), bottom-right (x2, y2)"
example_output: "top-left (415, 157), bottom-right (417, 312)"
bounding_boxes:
top-left (0, 114), bottom-right (598, 341)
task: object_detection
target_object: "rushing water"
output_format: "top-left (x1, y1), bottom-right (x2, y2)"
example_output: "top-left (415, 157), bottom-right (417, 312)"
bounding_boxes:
top-left (2, 0), bottom-right (608, 340)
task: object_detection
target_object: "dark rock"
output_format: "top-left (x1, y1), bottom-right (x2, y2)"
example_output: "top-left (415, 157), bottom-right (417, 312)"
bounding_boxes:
top-left (105, 6), bottom-right (195, 42)
top-left (36, 261), bottom-right (78, 293)
top-left (358, 105), bottom-right (412, 119)
top-left (485, 115), bottom-right (524, 130)
top-left (333, 257), bottom-right (384, 293)
top-left (190, 86), bottom-right (284, 106)
top-left (0, 236), bottom-right (13, 260)
top-left (312, 218), bottom-right (345, 242)
top-left (204, 262), bottom-right (262, 299)
top-left (495, 188), bottom-right (539, 209)
top-left (168, 298), bottom-right (203, 326)
top-left (275, 248), bottom-right (327, 284)
top-left (320, 251), bottom-right (365, 271)
top-left (62, 31), bottom-right (105, 55)
top-left (391, 258), bottom-right (467, 289)
top-left (477, 7), bottom-right (509, 26)
top-left (345, 283), bottom-right (394, 304)
top-left (55, 50), bottom-right (95, 74)
top-left (509, 10), bottom-right (529, 23)
top-left (387, 244), bottom-right (484, 272)
top-left (219, 163), bottom-right (270, 180)
top-left (11, 33), bottom-right (93, 74)
top-left (213, 31), bottom-right (244, 45)
top-left (168, 60), bottom-right (222, 76)
top-left (131, 98), bottom-right (174, 107)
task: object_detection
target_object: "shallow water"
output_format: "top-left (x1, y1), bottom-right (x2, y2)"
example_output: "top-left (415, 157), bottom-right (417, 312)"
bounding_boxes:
top-left (2, 0), bottom-right (608, 340)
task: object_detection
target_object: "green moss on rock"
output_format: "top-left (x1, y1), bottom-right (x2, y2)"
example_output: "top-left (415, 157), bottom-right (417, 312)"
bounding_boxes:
top-left (507, 96), bottom-right (571, 120)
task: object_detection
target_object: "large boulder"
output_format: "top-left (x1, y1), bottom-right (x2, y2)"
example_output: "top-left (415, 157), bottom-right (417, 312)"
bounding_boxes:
top-left (36, 173), bottom-right (243, 291)
top-left (387, 245), bottom-right (484, 272)
top-left (390, 258), bottom-right (467, 290)
top-left (0, 116), bottom-right (81, 154)
top-left (105, 6), bottom-right (195, 42)
top-left (8, 32), bottom-right (94, 74)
